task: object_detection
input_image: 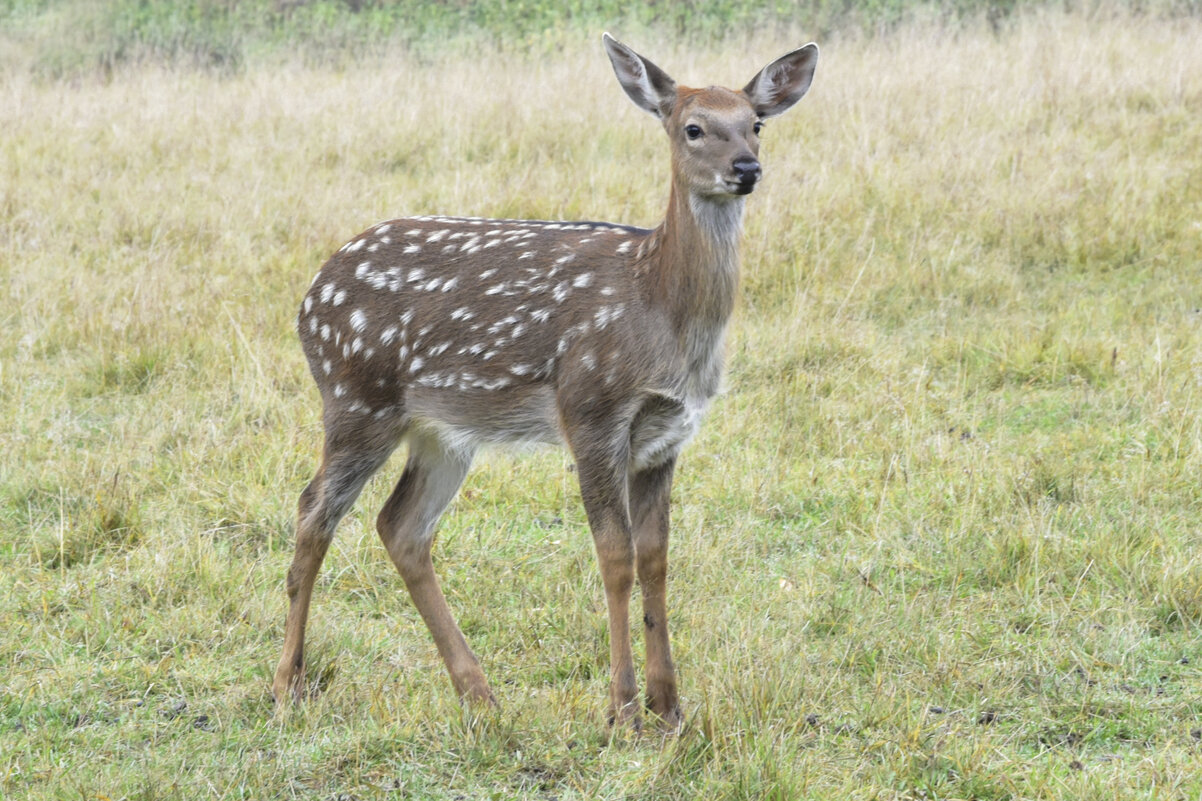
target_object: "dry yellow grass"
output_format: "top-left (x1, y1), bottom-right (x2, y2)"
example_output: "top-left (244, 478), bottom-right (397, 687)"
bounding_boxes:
top-left (2, 8), bottom-right (1202, 799)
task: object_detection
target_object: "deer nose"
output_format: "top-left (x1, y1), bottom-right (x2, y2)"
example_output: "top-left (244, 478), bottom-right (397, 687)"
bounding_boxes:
top-left (732, 156), bottom-right (761, 185)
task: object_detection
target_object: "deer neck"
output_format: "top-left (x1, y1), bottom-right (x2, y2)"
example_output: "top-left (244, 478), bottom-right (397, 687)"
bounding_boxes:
top-left (641, 183), bottom-right (744, 394)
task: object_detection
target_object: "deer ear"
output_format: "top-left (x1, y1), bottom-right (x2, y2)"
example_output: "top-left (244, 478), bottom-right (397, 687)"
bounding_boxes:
top-left (743, 43), bottom-right (818, 119)
top-left (603, 33), bottom-right (677, 120)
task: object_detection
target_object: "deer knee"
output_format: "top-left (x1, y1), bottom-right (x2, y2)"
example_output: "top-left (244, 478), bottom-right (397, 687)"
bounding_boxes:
top-left (377, 514), bottom-right (432, 581)
top-left (635, 537), bottom-right (667, 582)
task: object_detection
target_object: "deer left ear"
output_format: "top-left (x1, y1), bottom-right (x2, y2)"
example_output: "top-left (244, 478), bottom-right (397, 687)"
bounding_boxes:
top-left (743, 43), bottom-right (818, 119)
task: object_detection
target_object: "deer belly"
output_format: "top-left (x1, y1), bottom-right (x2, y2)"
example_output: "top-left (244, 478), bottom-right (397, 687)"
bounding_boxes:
top-left (629, 395), bottom-right (708, 472)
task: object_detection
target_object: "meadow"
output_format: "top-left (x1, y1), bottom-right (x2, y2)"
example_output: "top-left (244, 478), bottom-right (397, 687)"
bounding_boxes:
top-left (2, 4), bottom-right (1202, 799)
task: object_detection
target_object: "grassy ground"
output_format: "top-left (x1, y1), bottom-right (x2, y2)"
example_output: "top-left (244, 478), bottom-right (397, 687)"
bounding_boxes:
top-left (3, 7), bottom-right (1202, 800)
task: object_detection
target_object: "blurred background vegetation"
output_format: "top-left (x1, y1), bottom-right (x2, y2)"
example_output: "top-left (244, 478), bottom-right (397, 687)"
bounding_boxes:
top-left (2, 0), bottom-right (1201, 76)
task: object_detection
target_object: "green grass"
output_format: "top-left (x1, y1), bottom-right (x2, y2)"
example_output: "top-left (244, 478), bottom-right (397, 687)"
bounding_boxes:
top-left (0, 0), bottom-right (1055, 76)
top-left (3, 6), bottom-right (1202, 800)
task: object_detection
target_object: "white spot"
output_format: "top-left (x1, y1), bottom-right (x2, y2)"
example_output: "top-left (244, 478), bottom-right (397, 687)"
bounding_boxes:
top-left (399, 344), bottom-right (410, 361)
top-left (428, 341), bottom-right (453, 357)
top-left (479, 268), bottom-right (498, 279)
top-left (472, 376), bottom-right (512, 390)
top-left (572, 272), bottom-right (593, 289)
top-left (423, 277), bottom-right (443, 292)
top-left (351, 337), bottom-right (364, 354)
top-left (322, 359), bottom-right (332, 375)
top-left (488, 315), bottom-right (518, 333)
top-left (440, 276), bottom-right (459, 292)
top-left (510, 363), bottom-right (532, 376)
top-left (349, 309), bottom-right (367, 332)
top-left (485, 283), bottom-right (508, 296)
top-left (405, 228), bottom-right (422, 236)
top-left (594, 304), bottom-right (626, 329)
top-left (308, 317), bottom-right (318, 334)
top-left (530, 308), bottom-right (551, 323)
top-left (617, 240), bottom-right (633, 254)
top-left (450, 306), bottom-right (475, 321)
top-left (426, 229), bottom-right (450, 243)
top-left (348, 239), bottom-right (365, 252)
top-left (368, 243), bottom-right (380, 252)
top-left (404, 244), bottom-right (421, 254)
top-left (303, 297), bottom-right (314, 315)
top-left (519, 251), bottom-right (536, 260)
top-left (600, 286), bottom-right (617, 296)
top-left (333, 384), bottom-right (346, 398)
top-left (407, 268), bottom-right (425, 282)
top-left (333, 290), bottom-right (347, 306)
top-left (409, 356), bottom-right (425, 373)
top-left (380, 325), bottom-right (398, 345)
top-left (552, 282), bottom-right (570, 303)
top-left (460, 236), bottom-right (481, 251)
top-left (555, 254), bottom-right (576, 265)
top-left (581, 352), bottom-right (596, 370)
top-left (320, 283), bottom-right (335, 304)
top-left (400, 310), bottom-right (414, 326)
top-left (320, 324), bottom-right (331, 341)
top-left (376, 224), bottom-right (392, 235)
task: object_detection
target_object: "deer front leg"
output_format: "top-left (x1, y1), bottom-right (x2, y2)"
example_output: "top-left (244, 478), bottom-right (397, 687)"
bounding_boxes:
top-left (570, 433), bottom-right (640, 729)
top-left (594, 519), bottom-right (639, 729)
top-left (630, 460), bottom-right (681, 732)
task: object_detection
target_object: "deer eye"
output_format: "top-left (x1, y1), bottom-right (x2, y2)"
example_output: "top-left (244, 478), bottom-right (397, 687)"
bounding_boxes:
top-left (684, 124), bottom-right (703, 140)
top-left (753, 121), bottom-right (764, 135)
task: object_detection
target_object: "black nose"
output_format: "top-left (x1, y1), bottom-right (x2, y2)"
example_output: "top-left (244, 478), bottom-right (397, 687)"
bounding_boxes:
top-left (732, 156), bottom-right (762, 185)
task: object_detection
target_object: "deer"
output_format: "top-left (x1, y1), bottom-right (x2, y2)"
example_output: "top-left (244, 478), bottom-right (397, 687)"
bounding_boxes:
top-left (273, 33), bottom-right (818, 731)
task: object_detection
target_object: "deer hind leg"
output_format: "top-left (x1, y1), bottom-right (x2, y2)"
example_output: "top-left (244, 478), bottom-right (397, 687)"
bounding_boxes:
top-left (630, 460), bottom-right (682, 732)
top-left (274, 423), bottom-right (399, 704)
top-left (375, 431), bottom-right (494, 706)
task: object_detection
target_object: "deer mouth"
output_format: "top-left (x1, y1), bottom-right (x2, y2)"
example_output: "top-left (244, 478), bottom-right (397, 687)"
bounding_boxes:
top-left (723, 177), bottom-right (758, 196)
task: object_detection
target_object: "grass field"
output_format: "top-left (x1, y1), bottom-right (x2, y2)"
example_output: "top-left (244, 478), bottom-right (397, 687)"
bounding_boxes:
top-left (3, 5), bottom-right (1202, 799)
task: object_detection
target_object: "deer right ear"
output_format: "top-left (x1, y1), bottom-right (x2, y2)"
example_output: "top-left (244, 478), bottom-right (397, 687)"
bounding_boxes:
top-left (603, 33), bottom-right (677, 120)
